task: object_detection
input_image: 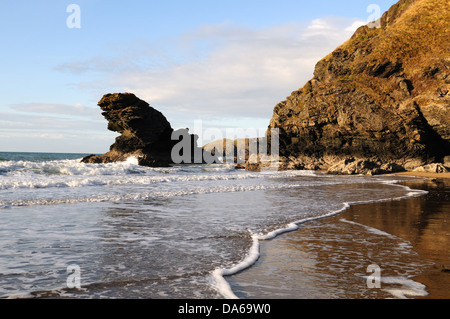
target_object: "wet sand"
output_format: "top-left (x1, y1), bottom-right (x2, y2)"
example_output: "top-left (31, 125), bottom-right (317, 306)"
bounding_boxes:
top-left (227, 174), bottom-right (449, 299)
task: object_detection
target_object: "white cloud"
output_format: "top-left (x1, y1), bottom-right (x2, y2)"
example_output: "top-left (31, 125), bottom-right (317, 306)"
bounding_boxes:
top-left (308, 18), bottom-right (331, 30)
top-left (30, 17), bottom-right (364, 150)
top-left (10, 103), bottom-right (101, 119)
top-left (38, 133), bottom-right (65, 140)
top-left (158, 20), bottom-right (360, 125)
top-left (2, 16), bottom-right (368, 153)
top-left (345, 20), bottom-right (367, 33)
top-left (0, 109), bottom-right (117, 153)
top-left (57, 17), bottom-right (364, 130)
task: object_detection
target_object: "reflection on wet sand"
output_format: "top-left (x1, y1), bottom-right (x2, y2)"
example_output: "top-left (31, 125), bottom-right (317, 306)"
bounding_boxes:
top-left (228, 178), bottom-right (449, 299)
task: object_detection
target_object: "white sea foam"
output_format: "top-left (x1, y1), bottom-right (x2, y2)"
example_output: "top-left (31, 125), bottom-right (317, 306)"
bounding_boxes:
top-left (0, 182), bottom-right (309, 208)
top-left (211, 178), bottom-right (428, 299)
top-left (340, 219), bottom-right (397, 238)
top-left (0, 158), bottom-right (317, 177)
top-left (0, 173), bottom-right (261, 190)
top-left (0, 166), bottom-right (361, 208)
top-left (1, 154), bottom-right (430, 299)
top-left (382, 276), bottom-right (429, 299)
top-left (126, 156), bottom-right (139, 165)
top-left (340, 219), bottom-right (415, 254)
top-left (212, 234), bottom-right (260, 299)
top-left (0, 159), bottom-right (266, 191)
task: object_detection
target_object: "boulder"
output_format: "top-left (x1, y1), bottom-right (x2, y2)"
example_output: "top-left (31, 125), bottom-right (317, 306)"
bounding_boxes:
top-left (413, 163), bottom-right (449, 173)
top-left (327, 158), bottom-right (405, 176)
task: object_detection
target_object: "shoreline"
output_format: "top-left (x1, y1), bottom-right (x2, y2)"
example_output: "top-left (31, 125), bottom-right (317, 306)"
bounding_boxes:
top-left (226, 172), bottom-right (449, 299)
top-left (390, 172), bottom-right (450, 299)
top-left (392, 171), bottom-right (450, 179)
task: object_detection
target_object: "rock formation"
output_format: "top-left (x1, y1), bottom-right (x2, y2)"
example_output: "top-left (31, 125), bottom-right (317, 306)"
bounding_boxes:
top-left (82, 93), bottom-right (213, 167)
top-left (264, 0), bottom-right (449, 174)
top-left (203, 137), bottom-right (267, 163)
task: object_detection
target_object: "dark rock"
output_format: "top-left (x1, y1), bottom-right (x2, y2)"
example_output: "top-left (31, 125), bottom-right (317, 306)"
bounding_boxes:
top-left (366, 61), bottom-right (403, 78)
top-left (244, 154), bottom-right (281, 172)
top-left (82, 93), bottom-right (215, 166)
top-left (81, 154), bottom-right (103, 163)
top-left (327, 157), bottom-right (405, 176)
top-left (268, 0), bottom-right (449, 173)
top-left (413, 163), bottom-right (449, 173)
top-left (440, 265), bottom-right (450, 273)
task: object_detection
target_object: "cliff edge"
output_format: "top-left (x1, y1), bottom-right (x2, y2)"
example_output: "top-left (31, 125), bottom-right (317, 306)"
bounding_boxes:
top-left (267, 0), bottom-right (449, 174)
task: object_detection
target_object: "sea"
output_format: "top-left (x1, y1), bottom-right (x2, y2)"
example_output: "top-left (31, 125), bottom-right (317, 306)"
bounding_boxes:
top-left (0, 151), bottom-right (431, 299)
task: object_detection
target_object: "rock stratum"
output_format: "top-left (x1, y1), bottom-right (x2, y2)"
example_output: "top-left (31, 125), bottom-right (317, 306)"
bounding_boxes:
top-left (265, 0), bottom-right (450, 174)
top-left (82, 93), bottom-right (211, 167)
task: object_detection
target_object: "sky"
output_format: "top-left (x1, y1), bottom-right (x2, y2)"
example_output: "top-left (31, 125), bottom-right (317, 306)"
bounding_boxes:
top-left (0, 0), bottom-right (398, 153)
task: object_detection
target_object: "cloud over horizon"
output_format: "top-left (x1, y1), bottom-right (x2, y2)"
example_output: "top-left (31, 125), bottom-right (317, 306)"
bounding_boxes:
top-left (10, 102), bottom-right (100, 119)
top-left (57, 16), bottom-right (365, 127)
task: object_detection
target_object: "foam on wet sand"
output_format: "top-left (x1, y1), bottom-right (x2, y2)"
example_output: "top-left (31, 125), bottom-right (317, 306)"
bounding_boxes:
top-left (226, 175), bottom-right (449, 299)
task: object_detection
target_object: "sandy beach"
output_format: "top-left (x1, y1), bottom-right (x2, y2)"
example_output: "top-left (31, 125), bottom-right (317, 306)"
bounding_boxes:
top-left (227, 172), bottom-right (449, 299)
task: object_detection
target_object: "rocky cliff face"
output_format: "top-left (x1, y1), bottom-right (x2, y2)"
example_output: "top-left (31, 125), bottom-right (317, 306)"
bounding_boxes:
top-left (82, 93), bottom-right (210, 167)
top-left (268, 0), bottom-right (449, 173)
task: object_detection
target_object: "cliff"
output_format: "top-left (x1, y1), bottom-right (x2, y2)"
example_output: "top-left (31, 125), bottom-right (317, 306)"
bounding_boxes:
top-left (267, 0), bottom-right (449, 174)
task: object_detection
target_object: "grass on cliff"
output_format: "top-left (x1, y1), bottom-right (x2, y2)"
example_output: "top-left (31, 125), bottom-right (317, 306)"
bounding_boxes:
top-left (318, 0), bottom-right (449, 97)
top-left (363, 0), bottom-right (447, 66)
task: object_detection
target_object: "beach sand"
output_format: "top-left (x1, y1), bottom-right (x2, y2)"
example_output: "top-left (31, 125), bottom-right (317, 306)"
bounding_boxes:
top-left (227, 173), bottom-right (449, 299)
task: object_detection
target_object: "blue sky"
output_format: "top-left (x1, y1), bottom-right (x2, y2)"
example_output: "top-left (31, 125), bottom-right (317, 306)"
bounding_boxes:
top-left (0, 0), bottom-right (397, 153)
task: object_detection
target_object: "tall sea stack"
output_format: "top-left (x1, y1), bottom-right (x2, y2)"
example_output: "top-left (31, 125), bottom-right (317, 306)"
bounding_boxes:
top-left (82, 93), bottom-right (212, 167)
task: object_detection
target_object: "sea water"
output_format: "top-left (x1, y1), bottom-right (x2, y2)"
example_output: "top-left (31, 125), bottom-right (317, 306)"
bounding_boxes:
top-left (0, 152), bottom-right (428, 299)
